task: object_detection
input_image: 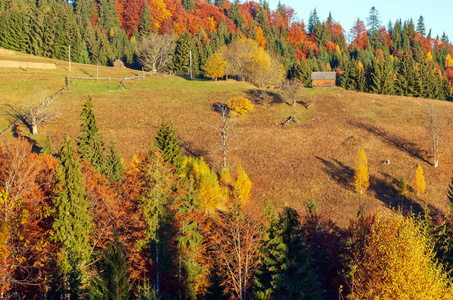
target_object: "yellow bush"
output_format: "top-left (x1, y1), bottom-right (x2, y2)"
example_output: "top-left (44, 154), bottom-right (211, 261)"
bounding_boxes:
top-left (227, 97), bottom-right (254, 117)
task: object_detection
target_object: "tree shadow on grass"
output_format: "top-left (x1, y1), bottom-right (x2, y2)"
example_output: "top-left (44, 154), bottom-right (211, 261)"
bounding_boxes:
top-left (316, 156), bottom-right (355, 191)
top-left (371, 172), bottom-right (443, 219)
top-left (349, 120), bottom-right (430, 165)
top-left (3, 103), bottom-right (33, 135)
top-left (180, 140), bottom-right (209, 159)
top-left (245, 89), bottom-right (285, 106)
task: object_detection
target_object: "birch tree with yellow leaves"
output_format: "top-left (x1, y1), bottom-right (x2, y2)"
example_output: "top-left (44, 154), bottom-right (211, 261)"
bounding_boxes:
top-left (354, 149), bottom-right (369, 195)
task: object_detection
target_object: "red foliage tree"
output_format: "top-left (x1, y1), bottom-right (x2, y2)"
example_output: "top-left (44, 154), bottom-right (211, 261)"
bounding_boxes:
top-left (302, 40), bottom-right (319, 57)
top-left (286, 21), bottom-right (306, 48)
top-left (350, 18), bottom-right (368, 50)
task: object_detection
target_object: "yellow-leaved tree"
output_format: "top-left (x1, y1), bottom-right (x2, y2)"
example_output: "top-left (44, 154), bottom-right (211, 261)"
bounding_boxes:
top-left (445, 54), bottom-right (453, 69)
top-left (354, 149), bottom-right (369, 195)
top-left (183, 157), bottom-right (227, 213)
top-left (204, 51), bottom-right (227, 81)
top-left (255, 25), bottom-right (267, 49)
top-left (235, 166), bottom-right (251, 204)
top-left (349, 214), bottom-right (453, 299)
top-left (222, 39), bottom-right (285, 88)
top-left (227, 96), bottom-right (254, 116)
top-left (413, 164), bottom-right (426, 196)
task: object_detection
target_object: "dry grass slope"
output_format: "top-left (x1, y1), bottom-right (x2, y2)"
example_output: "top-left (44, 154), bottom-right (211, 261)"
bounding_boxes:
top-left (2, 48), bottom-right (453, 227)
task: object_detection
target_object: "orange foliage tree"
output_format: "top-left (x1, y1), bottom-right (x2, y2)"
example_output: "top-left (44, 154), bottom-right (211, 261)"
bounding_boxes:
top-left (0, 138), bottom-right (57, 297)
top-left (350, 18), bottom-right (368, 50)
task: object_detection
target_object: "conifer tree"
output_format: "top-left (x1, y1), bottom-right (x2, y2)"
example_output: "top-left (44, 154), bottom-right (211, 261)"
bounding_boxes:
top-left (182, 0), bottom-right (195, 13)
top-left (255, 207), bottom-right (322, 299)
top-left (173, 32), bottom-right (192, 74)
top-left (77, 97), bottom-right (105, 174)
top-left (52, 137), bottom-right (92, 295)
top-left (104, 140), bottom-right (125, 182)
top-left (154, 120), bottom-right (183, 173)
top-left (417, 16), bottom-right (426, 36)
top-left (98, 0), bottom-right (120, 34)
top-left (88, 238), bottom-right (133, 300)
top-left (395, 52), bottom-right (416, 96)
top-left (371, 57), bottom-right (394, 95)
top-left (139, 2), bottom-right (153, 36)
top-left (307, 8), bottom-right (320, 35)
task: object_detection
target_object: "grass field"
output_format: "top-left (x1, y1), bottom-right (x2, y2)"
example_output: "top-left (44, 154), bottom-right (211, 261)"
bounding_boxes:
top-left (2, 48), bottom-right (453, 227)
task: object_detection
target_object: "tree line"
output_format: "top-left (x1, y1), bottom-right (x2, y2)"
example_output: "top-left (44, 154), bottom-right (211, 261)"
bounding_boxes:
top-left (2, 96), bottom-right (453, 299)
top-left (1, 1), bottom-right (452, 99)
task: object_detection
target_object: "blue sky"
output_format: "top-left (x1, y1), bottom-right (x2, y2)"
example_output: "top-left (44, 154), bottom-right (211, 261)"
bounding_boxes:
top-left (267, 0), bottom-right (452, 41)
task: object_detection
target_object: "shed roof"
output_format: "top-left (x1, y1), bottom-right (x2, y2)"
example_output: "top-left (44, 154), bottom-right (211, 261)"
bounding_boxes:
top-left (311, 72), bottom-right (336, 80)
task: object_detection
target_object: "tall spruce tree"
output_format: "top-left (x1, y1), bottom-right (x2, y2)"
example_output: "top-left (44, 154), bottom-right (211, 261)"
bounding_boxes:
top-left (52, 137), bottom-right (92, 296)
top-left (367, 6), bottom-right (381, 47)
top-left (154, 121), bottom-right (183, 173)
top-left (88, 238), bottom-right (132, 300)
top-left (77, 97), bottom-right (105, 173)
top-left (173, 32), bottom-right (192, 74)
top-left (139, 2), bottom-right (153, 36)
top-left (255, 207), bottom-right (322, 299)
top-left (417, 16), bottom-right (426, 36)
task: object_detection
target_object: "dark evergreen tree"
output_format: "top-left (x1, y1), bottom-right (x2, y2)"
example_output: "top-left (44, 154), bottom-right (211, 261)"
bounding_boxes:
top-left (371, 56), bottom-right (394, 95)
top-left (154, 121), bottom-right (183, 173)
top-left (415, 57), bottom-right (435, 98)
top-left (307, 8), bottom-right (320, 35)
top-left (314, 23), bottom-right (331, 47)
top-left (74, 0), bottom-right (95, 32)
top-left (88, 238), bottom-right (133, 300)
top-left (254, 207), bottom-right (322, 299)
top-left (417, 16), bottom-right (426, 36)
top-left (27, 6), bottom-right (44, 56)
top-left (98, 0), bottom-right (120, 33)
top-left (182, 0), bottom-right (195, 13)
top-left (367, 6), bottom-right (381, 47)
top-left (173, 32), bottom-right (192, 74)
top-left (77, 97), bottom-right (105, 173)
top-left (255, 6), bottom-right (270, 36)
top-left (52, 137), bottom-right (92, 297)
top-left (104, 140), bottom-right (125, 183)
top-left (227, 2), bottom-right (246, 34)
top-left (0, 7), bottom-right (28, 51)
top-left (395, 52), bottom-right (416, 96)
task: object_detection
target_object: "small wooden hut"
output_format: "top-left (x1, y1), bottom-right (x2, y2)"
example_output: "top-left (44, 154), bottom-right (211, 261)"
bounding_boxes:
top-left (311, 72), bottom-right (336, 87)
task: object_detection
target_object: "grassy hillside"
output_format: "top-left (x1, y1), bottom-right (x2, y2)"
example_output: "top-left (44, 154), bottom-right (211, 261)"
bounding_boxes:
top-left (2, 48), bottom-right (453, 227)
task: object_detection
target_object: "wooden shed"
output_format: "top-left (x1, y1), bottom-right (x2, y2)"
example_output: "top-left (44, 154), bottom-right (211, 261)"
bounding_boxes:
top-left (311, 72), bottom-right (336, 87)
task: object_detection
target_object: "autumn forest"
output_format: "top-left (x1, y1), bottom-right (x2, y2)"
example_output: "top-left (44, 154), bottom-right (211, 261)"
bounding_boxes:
top-left (2, 0), bottom-right (453, 299)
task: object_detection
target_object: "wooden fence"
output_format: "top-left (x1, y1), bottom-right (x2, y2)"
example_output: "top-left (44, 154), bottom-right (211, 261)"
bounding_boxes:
top-left (1, 72), bottom-right (162, 136)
